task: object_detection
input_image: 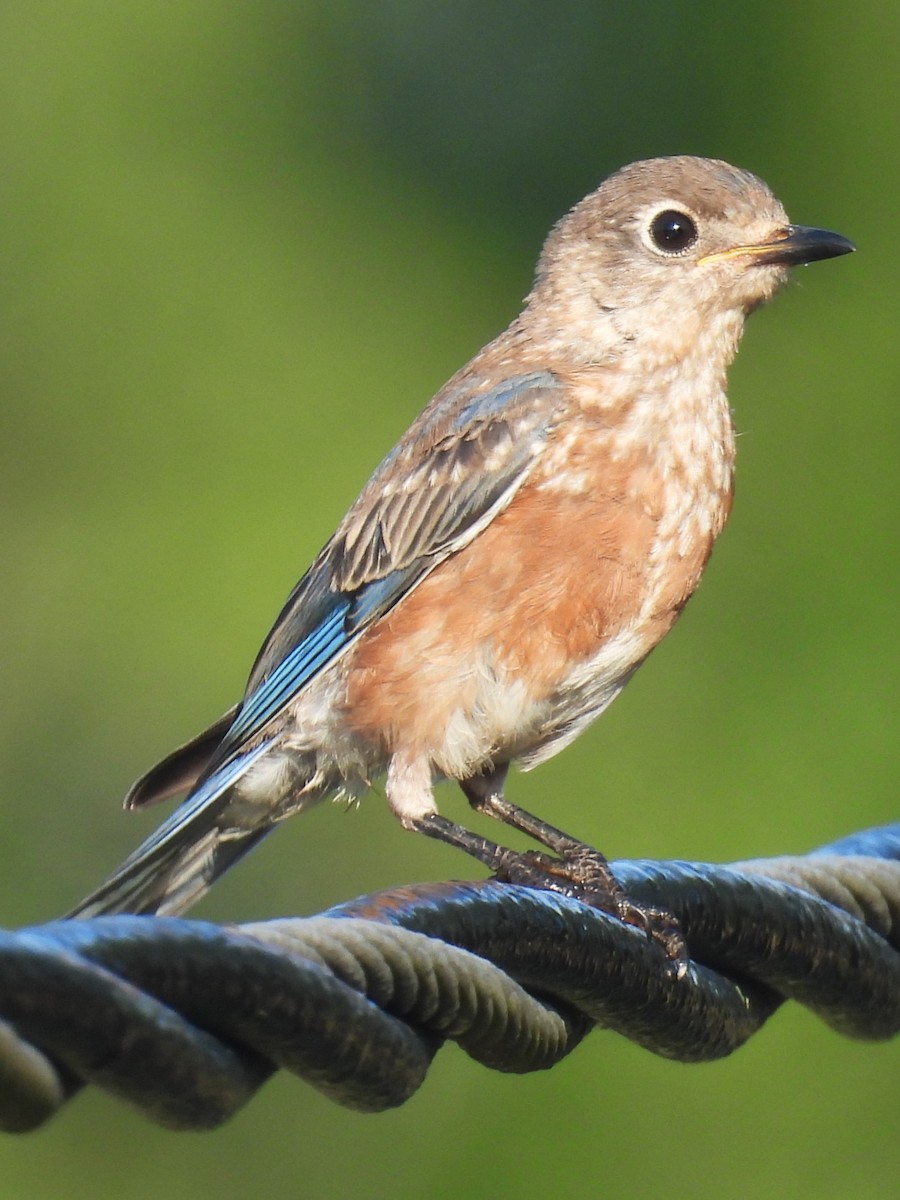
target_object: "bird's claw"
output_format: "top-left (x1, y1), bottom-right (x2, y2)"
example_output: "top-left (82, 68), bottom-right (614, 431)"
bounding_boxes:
top-left (492, 843), bottom-right (690, 975)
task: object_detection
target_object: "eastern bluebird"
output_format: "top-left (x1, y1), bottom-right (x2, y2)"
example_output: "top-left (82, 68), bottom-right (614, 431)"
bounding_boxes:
top-left (71, 156), bottom-right (853, 932)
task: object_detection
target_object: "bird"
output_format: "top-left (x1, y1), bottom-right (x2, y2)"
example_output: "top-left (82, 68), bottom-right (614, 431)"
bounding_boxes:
top-left (71, 155), bottom-right (853, 932)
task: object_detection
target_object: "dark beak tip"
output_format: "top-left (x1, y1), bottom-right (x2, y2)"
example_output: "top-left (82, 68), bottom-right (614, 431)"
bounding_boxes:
top-left (787, 225), bottom-right (856, 265)
top-left (821, 232), bottom-right (856, 259)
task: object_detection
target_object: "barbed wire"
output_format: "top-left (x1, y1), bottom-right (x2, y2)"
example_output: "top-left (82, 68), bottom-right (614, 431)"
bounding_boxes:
top-left (1, 823), bottom-right (897, 1132)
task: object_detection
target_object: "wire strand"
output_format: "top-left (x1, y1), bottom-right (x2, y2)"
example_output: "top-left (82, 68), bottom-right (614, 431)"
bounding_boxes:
top-left (1, 824), bottom-right (898, 1132)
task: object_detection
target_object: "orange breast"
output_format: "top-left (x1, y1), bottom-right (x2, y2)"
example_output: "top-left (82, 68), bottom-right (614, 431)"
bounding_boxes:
top-left (342, 441), bottom-right (722, 761)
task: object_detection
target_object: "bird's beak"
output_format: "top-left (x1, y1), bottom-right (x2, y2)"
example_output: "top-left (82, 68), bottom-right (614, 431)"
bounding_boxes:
top-left (699, 225), bottom-right (855, 268)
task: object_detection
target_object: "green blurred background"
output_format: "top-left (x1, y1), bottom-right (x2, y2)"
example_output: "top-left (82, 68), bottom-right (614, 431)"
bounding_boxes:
top-left (0, 3), bottom-right (897, 1197)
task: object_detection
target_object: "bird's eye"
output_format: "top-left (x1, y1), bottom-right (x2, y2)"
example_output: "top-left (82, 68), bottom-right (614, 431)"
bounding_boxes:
top-left (648, 209), bottom-right (698, 255)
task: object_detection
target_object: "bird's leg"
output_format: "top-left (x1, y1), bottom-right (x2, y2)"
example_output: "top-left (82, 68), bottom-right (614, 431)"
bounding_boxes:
top-left (429, 766), bottom-right (688, 966)
top-left (410, 812), bottom-right (532, 877)
top-left (413, 807), bottom-right (654, 927)
top-left (460, 768), bottom-right (635, 910)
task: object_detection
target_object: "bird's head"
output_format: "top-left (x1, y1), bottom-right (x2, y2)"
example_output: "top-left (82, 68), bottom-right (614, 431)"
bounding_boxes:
top-left (527, 156), bottom-right (853, 366)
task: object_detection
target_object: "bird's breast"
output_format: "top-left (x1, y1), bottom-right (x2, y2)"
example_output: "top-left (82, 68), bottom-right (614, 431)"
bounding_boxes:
top-left (340, 379), bottom-right (734, 778)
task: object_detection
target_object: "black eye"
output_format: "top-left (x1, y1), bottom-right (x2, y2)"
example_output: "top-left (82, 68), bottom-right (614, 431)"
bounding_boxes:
top-left (648, 209), bottom-right (698, 254)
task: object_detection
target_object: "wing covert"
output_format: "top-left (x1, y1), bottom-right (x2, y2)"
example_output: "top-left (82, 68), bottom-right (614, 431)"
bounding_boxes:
top-left (215, 370), bottom-right (563, 762)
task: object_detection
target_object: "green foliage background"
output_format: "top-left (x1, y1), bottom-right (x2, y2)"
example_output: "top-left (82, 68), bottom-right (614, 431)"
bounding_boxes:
top-left (0, 4), bottom-right (897, 1197)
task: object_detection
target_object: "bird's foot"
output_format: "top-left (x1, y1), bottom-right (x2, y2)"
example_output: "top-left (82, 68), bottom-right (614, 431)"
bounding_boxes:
top-left (413, 803), bottom-right (688, 974)
top-left (489, 838), bottom-right (688, 972)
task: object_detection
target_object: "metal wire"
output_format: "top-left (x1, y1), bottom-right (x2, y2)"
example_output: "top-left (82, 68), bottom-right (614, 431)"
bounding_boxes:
top-left (1, 824), bottom-right (898, 1132)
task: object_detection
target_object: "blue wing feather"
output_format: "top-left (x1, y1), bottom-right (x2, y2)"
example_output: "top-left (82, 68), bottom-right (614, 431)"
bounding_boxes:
top-left (208, 370), bottom-right (563, 769)
top-left (70, 372), bottom-right (564, 916)
top-left (118, 740), bottom-right (272, 864)
top-left (222, 600), bottom-right (350, 749)
top-left (69, 739), bottom-right (274, 915)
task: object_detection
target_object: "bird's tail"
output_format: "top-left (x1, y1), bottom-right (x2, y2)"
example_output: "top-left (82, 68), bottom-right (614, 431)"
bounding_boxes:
top-left (69, 741), bottom-right (273, 918)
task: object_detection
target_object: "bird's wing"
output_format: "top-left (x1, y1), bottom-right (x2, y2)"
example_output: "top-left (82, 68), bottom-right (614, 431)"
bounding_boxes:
top-left (70, 740), bottom-right (274, 915)
top-left (70, 370), bottom-right (564, 916)
top-left (210, 370), bottom-right (563, 767)
top-left (125, 705), bottom-right (240, 808)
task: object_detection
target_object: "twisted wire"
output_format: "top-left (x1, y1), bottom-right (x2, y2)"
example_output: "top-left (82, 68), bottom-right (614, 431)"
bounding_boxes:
top-left (1, 824), bottom-right (898, 1132)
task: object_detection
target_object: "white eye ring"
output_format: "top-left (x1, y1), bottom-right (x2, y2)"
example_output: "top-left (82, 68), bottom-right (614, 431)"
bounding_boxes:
top-left (642, 206), bottom-right (700, 257)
